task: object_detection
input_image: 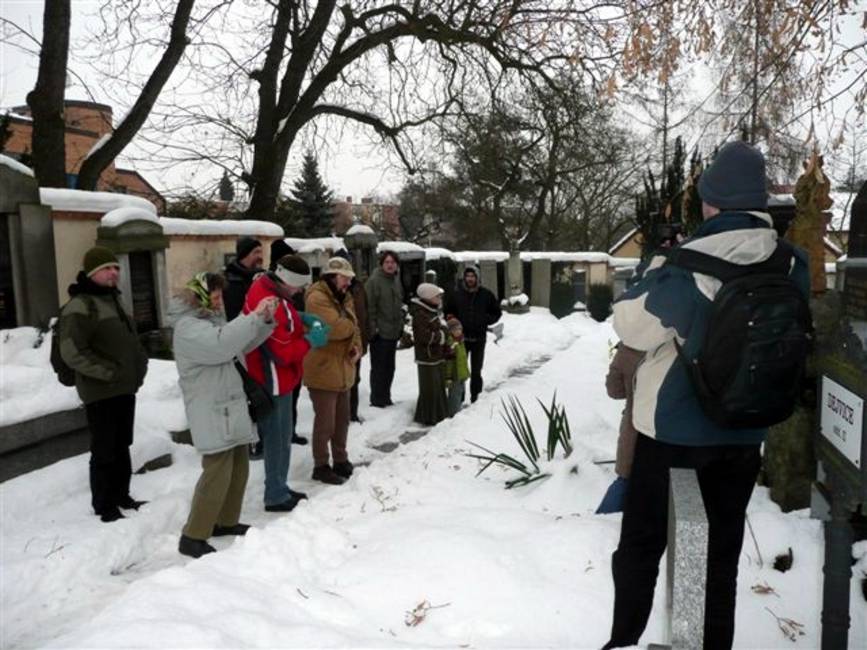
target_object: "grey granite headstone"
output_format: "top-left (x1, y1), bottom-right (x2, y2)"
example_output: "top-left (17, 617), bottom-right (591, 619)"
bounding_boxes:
top-left (666, 468), bottom-right (709, 649)
top-left (530, 259), bottom-right (551, 308)
top-left (479, 260), bottom-right (498, 294)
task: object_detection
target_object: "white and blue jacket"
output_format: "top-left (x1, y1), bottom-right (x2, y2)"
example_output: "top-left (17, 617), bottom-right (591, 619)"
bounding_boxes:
top-left (613, 211), bottom-right (810, 446)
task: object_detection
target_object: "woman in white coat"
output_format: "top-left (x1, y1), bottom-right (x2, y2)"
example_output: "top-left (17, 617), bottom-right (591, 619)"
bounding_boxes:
top-left (170, 272), bottom-right (277, 559)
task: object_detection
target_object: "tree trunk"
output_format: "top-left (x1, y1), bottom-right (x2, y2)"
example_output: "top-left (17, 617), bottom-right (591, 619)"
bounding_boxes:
top-left (26, 0), bottom-right (70, 188)
top-left (748, 1), bottom-right (761, 144)
top-left (77, 0), bottom-right (196, 191)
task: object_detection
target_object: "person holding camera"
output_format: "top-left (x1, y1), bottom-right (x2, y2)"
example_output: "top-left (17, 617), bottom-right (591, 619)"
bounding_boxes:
top-left (603, 142), bottom-right (810, 649)
top-left (244, 255), bottom-right (326, 512)
top-left (171, 272), bottom-right (278, 559)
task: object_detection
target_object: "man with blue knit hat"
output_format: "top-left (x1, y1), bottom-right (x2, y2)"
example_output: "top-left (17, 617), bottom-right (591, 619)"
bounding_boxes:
top-left (602, 142), bottom-right (811, 649)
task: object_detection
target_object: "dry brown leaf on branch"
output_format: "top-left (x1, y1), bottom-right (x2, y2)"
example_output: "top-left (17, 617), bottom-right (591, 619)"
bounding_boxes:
top-left (765, 607), bottom-right (806, 642)
top-left (750, 581), bottom-right (780, 597)
top-left (405, 600), bottom-right (452, 627)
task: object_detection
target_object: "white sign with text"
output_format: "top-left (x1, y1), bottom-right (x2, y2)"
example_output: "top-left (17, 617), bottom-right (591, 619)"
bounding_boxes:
top-left (820, 376), bottom-right (864, 468)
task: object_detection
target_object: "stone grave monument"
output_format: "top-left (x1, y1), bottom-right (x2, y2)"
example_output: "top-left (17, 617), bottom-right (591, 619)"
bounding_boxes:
top-left (812, 180), bottom-right (866, 649)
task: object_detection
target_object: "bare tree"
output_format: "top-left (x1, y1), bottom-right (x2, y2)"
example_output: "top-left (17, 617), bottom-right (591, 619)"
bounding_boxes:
top-left (26, 0), bottom-right (70, 187)
top-left (75, 0), bottom-right (198, 190)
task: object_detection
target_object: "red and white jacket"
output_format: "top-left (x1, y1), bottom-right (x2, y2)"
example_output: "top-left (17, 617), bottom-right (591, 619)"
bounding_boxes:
top-left (243, 274), bottom-right (310, 396)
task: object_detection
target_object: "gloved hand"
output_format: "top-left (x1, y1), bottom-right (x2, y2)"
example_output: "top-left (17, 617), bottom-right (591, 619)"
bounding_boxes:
top-left (304, 323), bottom-right (330, 348)
top-left (299, 312), bottom-right (326, 329)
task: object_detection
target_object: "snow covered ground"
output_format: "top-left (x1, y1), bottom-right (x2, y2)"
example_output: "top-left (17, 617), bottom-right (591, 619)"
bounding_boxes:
top-left (1, 309), bottom-right (865, 648)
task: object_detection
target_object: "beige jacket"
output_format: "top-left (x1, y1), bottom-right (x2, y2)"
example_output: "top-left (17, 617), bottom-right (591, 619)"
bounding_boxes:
top-left (605, 343), bottom-right (643, 478)
top-left (302, 280), bottom-right (361, 392)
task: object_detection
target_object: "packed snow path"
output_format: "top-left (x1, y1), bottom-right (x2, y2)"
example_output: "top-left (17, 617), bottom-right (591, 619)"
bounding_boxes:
top-left (1, 310), bottom-right (865, 648)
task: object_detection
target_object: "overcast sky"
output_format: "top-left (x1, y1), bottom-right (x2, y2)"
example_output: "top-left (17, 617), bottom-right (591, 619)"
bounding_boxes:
top-left (1, 1), bottom-right (864, 202)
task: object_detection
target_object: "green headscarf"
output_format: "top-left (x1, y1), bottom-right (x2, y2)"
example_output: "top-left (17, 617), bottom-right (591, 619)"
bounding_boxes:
top-left (186, 272), bottom-right (213, 310)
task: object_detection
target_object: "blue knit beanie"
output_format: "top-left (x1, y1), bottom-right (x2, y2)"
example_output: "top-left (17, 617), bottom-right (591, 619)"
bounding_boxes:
top-left (698, 141), bottom-right (768, 210)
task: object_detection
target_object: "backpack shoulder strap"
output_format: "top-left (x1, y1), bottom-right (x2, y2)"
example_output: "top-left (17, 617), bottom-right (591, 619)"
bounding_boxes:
top-left (667, 240), bottom-right (794, 283)
top-left (665, 247), bottom-right (744, 283)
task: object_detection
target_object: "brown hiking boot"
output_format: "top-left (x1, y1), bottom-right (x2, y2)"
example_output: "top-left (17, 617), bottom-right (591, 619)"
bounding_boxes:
top-left (312, 465), bottom-right (346, 485)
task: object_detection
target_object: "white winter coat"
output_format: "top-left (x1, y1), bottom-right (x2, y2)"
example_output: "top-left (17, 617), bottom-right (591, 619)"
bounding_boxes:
top-left (170, 292), bottom-right (274, 454)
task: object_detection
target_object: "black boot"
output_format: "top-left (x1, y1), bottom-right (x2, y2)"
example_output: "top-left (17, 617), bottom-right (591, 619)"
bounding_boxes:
top-left (99, 508), bottom-right (125, 523)
top-left (312, 465), bottom-right (346, 485)
top-left (178, 535), bottom-right (216, 558)
top-left (265, 493), bottom-right (302, 512)
top-left (212, 523), bottom-right (250, 537)
top-left (118, 497), bottom-right (148, 510)
top-left (333, 460), bottom-right (354, 479)
top-left (291, 433), bottom-right (308, 445)
top-left (289, 488), bottom-right (308, 501)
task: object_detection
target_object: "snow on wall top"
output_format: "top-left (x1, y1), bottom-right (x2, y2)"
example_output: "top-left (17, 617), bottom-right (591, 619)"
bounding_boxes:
top-left (40, 188), bottom-right (157, 215)
top-left (284, 237), bottom-right (347, 254)
top-left (0, 153), bottom-right (34, 177)
top-left (377, 241), bottom-right (424, 255)
top-left (346, 224), bottom-right (376, 236)
top-left (101, 207), bottom-right (160, 227)
top-left (454, 251), bottom-right (510, 263)
top-left (160, 217), bottom-right (283, 237)
top-left (424, 247), bottom-right (458, 261)
top-left (520, 251), bottom-right (611, 263)
top-left (609, 257), bottom-right (641, 268)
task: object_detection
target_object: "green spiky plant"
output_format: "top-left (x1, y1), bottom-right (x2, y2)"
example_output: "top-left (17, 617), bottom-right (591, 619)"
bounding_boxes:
top-left (467, 393), bottom-right (573, 489)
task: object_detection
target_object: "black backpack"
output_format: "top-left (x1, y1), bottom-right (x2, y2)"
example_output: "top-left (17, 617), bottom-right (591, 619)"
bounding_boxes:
top-left (50, 295), bottom-right (96, 387)
top-left (666, 240), bottom-right (813, 429)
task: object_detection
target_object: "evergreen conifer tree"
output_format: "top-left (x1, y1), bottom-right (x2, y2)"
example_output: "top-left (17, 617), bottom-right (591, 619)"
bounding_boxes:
top-left (219, 170), bottom-right (235, 202)
top-left (635, 136), bottom-right (695, 259)
top-left (287, 151), bottom-right (334, 237)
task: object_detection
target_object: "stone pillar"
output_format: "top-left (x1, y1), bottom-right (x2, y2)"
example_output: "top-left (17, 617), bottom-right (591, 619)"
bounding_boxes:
top-left (507, 250), bottom-right (523, 296)
top-left (154, 249), bottom-right (170, 328)
top-left (666, 468), bottom-right (708, 649)
top-left (115, 252), bottom-right (134, 316)
top-left (9, 203), bottom-right (59, 325)
top-left (479, 260), bottom-right (498, 294)
top-left (530, 258), bottom-right (551, 308)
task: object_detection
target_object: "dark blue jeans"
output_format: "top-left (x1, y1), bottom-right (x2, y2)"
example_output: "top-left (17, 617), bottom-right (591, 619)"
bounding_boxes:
top-left (257, 393), bottom-right (293, 506)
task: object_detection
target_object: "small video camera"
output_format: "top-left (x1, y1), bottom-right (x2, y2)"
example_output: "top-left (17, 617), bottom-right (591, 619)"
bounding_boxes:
top-left (654, 222), bottom-right (684, 248)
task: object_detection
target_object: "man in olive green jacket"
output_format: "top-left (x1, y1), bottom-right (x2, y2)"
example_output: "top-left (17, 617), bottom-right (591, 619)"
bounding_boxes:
top-left (364, 250), bottom-right (404, 407)
top-left (58, 247), bottom-right (148, 522)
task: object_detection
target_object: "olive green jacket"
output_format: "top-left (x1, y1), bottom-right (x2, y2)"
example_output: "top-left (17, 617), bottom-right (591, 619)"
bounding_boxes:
top-left (364, 267), bottom-right (404, 340)
top-left (58, 273), bottom-right (148, 404)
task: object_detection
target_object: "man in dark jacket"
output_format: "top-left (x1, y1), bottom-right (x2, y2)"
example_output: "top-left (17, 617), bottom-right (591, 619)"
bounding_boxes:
top-left (603, 142), bottom-right (810, 650)
top-left (365, 251), bottom-right (404, 407)
top-left (444, 265), bottom-right (502, 403)
top-left (58, 247), bottom-right (149, 522)
top-left (223, 237), bottom-right (263, 321)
